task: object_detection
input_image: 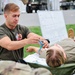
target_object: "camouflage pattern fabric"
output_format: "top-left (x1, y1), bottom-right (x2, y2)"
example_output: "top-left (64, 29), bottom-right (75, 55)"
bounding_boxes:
top-left (0, 60), bottom-right (52, 75)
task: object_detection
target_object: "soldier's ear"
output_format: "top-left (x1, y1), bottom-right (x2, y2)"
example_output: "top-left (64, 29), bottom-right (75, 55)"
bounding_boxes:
top-left (4, 13), bottom-right (8, 18)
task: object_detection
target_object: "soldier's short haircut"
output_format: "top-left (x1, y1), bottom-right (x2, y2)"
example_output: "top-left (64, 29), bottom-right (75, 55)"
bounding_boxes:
top-left (4, 3), bottom-right (20, 13)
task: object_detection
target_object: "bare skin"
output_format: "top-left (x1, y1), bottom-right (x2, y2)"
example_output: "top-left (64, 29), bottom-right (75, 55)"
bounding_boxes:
top-left (0, 10), bottom-right (49, 51)
top-left (26, 46), bottom-right (40, 53)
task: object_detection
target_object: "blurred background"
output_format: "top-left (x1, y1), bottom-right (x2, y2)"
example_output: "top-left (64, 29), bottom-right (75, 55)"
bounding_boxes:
top-left (0, 0), bottom-right (75, 14)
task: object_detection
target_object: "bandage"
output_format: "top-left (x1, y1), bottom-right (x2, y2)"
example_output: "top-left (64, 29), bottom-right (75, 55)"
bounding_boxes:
top-left (38, 40), bottom-right (44, 54)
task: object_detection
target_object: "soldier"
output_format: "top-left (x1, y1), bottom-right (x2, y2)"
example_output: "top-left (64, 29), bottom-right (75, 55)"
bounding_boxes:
top-left (0, 3), bottom-right (49, 61)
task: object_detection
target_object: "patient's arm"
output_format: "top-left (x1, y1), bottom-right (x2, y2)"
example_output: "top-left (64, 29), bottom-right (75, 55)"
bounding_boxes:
top-left (26, 46), bottom-right (44, 53)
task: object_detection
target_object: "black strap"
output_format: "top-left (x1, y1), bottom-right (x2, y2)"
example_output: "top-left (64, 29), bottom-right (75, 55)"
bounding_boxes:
top-left (17, 59), bottom-right (28, 64)
top-left (45, 39), bottom-right (50, 43)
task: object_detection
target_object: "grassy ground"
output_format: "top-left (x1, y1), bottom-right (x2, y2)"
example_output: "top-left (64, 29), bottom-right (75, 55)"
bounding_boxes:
top-left (23, 24), bottom-right (75, 58)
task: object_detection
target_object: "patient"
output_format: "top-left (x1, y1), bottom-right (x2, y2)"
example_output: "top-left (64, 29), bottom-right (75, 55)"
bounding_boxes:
top-left (26, 38), bottom-right (75, 68)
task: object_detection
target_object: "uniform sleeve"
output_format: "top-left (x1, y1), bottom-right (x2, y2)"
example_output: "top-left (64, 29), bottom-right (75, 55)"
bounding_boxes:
top-left (0, 27), bottom-right (7, 39)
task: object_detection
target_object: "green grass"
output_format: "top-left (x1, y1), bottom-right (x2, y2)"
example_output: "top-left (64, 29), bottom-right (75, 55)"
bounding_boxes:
top-left (23, 24), bottom-right (75, 58)
top-left (28, 26), bottom-right (42, 36)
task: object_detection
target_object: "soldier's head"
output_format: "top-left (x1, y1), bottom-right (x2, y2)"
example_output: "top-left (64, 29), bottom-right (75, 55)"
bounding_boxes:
top-left (4, 3), bottom-right (20, 29)
top-left (46, 44), bottom-right (66, 67)
top-left (4, 3), bottom-right (20, 13)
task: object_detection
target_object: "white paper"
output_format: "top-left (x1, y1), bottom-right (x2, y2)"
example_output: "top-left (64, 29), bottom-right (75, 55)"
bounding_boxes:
top-left (37, 11), bottom-right (68, 45)
top-left (24, 53), bottom-right (48, 66)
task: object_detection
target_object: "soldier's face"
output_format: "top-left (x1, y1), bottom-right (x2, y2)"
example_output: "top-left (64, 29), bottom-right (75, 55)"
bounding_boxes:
top-left (4, 10), bottom-right (20, 29)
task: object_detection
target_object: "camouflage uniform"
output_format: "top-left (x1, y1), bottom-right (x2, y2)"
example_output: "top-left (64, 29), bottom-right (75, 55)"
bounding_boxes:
top-left (0, 60), bottom-right (52, 75)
